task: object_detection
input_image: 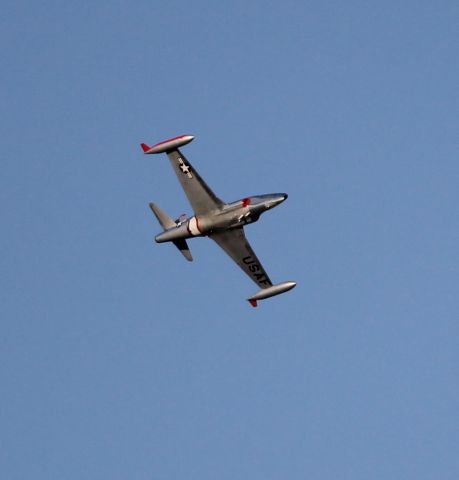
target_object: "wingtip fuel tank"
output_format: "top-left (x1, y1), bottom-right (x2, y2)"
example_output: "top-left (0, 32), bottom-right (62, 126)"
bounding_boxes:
top-left (247, 281), bottom-right (297, 307)
top-left (141, 135), bottom-right (194, 154)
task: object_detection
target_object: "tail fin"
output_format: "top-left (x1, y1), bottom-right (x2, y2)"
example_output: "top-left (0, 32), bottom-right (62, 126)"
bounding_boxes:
top-left (148, 203), bottom-right (193, 261)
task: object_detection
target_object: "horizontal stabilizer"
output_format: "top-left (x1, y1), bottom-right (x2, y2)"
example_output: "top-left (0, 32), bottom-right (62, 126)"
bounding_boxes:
top-left (247, 281), bottom-right (296, 307)
top-left (149, 202), bottom-right (176, 230)
top-left (173, 239), bottom-right (193, 261)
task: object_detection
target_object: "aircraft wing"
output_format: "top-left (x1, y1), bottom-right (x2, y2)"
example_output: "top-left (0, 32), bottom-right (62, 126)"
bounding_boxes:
top-left (166, 149), bottom-right (224, 215)
top-left (209, 227), bottom-right (273, 289)
top-left (142, 135), bottom-right (224, 215)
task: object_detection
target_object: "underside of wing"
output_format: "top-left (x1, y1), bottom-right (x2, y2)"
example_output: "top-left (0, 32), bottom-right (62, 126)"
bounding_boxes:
top-left (167, 149), bottom-right (224, 215)
top-left (209, 227), bottom-right (273, 289)
top-left (141, 135), bottom-right (224, 215)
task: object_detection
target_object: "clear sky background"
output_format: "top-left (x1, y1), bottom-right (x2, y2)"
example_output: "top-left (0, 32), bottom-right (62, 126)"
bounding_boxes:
top-left (1, 1), bottom-right (458, 479)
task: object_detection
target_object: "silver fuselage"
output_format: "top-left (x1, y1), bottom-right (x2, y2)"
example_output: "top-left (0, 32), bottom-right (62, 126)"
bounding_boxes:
top-left (155, 193), bottom-right (287, 243)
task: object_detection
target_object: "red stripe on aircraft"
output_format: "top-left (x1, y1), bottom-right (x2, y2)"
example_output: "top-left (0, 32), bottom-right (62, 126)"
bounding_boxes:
top-left (152, 135), bottom-right (187, 148)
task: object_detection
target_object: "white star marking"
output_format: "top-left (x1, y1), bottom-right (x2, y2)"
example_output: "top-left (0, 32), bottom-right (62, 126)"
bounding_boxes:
top-left (178, 158), bottom-right (193, 178)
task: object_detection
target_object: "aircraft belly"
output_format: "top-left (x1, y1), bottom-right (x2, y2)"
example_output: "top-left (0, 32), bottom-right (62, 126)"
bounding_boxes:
top-left (200, 208), bottom-right (255, 232)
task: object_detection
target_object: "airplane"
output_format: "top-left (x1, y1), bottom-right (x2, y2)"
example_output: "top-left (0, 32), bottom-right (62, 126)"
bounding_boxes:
top-left (140, 134), bottom-right (296, 307)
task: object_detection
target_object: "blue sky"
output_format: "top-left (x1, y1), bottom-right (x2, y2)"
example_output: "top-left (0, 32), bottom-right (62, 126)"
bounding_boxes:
top-left (1, 1), bottom-right (458, 478)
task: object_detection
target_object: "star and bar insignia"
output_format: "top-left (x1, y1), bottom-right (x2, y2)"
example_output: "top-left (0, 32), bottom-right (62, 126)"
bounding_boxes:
top-left (178, 158), bottom-right (193, 179)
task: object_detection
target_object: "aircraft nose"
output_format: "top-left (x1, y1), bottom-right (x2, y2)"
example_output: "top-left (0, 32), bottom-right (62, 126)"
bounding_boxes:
top-left (270, 193), bottom-right (288, 208)
top-left (276, 193), bottom-right (288, 204)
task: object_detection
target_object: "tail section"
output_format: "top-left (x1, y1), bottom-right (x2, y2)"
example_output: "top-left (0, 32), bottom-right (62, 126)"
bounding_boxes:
top-left (148, 203), bottom-right (193, 261)
top-left (171, 239), bottom-right (193, 262)
top-left (149, 202), bottom-right (176, 230)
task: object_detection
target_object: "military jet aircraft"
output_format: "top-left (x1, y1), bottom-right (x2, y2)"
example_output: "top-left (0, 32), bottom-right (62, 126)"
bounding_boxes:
top-left (140, 134), bottom-right (296, 307)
